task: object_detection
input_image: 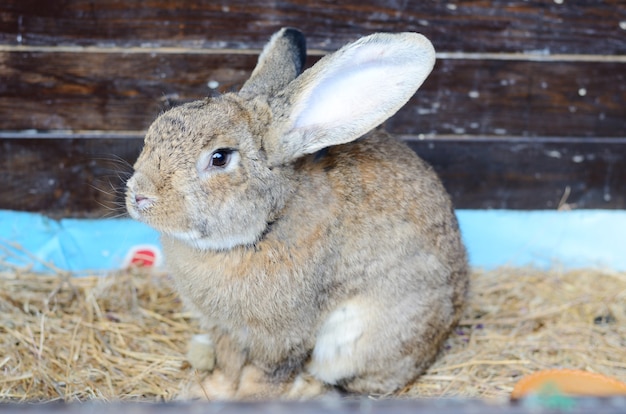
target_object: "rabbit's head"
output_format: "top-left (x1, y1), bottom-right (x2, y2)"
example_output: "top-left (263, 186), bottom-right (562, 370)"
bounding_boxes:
top-left (126, 28), bottom-right (435, 251)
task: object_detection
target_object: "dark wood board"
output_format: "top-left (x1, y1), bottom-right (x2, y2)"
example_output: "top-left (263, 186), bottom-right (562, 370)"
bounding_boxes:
top-left (1, 0), bottom-right (625, 55)
top-left (0, 137), bottom-right (141, 218)
top-left (0, 51), bottom-right (257, 132)
top-left (1, 1), bottom-right (625, 215)
top-left (2, 52), bottom-right (625, 137)
top-left (2, 135), bottom-right (625, 217)
top-left (393, 59), bottom-right (626, 138)
top-left (405, 136), bottom-right (626, 210)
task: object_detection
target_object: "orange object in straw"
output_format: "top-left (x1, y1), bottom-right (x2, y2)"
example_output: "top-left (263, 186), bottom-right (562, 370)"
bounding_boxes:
top-left (511, 369), bottom-right (626, 400)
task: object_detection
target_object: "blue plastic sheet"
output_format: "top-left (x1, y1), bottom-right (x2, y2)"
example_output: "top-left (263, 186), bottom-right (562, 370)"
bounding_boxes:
top-left (1, 209), bottom-right (625, 273)
top-left (0, 210), bottom-right (161, 273)
top-left (458, 210), bottom-right (626, 270)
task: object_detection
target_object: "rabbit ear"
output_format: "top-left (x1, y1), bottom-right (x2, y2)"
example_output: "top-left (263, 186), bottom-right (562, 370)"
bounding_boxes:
top-left (268, 32), bottom-right (435, 163)
top-left (240, 28), bottom-right (307, 98)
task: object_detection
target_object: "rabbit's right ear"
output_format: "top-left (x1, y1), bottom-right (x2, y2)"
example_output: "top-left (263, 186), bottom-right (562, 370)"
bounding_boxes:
top-left (266, 32), bottom-right (436, 164)
top-left (240, 28), bottom-right (307, 99)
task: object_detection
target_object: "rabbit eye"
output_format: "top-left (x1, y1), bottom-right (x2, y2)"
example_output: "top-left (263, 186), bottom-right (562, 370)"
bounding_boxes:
top-left (210, 149), bottom-right (233, 168)
top-left (197, 148), bottom-right (239, 175)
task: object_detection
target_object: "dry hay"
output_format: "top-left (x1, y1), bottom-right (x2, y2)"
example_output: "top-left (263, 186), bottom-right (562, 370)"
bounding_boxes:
top-left (0, 264), bottom-right (624, 402)
top-left (0, 267), bottom-right (192, 402)
top-left (403, 267), bottom-right (626, 400)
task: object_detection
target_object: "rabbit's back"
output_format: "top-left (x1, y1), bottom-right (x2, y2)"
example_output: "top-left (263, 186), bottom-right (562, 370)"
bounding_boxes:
top-left (288, 129), bottom-right (467, 300)
top-left (275, 130), bottom-right (468, 390)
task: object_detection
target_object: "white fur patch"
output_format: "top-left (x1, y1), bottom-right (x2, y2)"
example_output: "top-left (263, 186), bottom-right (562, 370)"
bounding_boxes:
top-left (187, 334), bottom-right (216, 372)
top-left (171, 229), bottom-right (256, 251)
top-left (192, 333), bottom-right (213, 346)
top-left (171, 229), bottom-right (204, 242)
top-left (308, 301), bottom-right (366, 385)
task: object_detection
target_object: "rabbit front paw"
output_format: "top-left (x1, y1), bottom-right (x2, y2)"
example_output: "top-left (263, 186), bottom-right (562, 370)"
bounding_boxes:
top-left (187, 334), bottom-right (216, 372)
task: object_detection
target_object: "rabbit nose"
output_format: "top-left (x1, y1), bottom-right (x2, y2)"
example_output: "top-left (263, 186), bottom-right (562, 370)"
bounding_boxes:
top-left (127, 173), bottom-right (157, 211)
top-left (134, 193), bottom-right (154, 210)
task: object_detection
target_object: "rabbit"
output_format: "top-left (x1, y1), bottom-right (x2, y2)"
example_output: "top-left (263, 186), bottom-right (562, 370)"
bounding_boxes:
top-left (125, 27), bottom-right (468, 400)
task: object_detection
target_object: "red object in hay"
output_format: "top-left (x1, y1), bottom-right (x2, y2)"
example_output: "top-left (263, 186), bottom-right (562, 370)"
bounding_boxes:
top-left (511, 369), bottom-right (626, 400)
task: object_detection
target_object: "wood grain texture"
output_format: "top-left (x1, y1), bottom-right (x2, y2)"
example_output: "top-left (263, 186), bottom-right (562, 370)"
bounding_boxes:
top-left (395, 59), bottom-right (626, 138)
top-left (0, 137), bottom-right (141, 218)
top-left (0, 51), bottom-right (256, 131)
top-left (406, 137), bottom-right (626, 210)
top-left (1, 0), bottom-right (625, 54)
top-left (2, 52), bottom-right (624, 137)
top-left (2, 135), bottom-right (624, 217)
top-left (1, 1), bottom-right (625, 214)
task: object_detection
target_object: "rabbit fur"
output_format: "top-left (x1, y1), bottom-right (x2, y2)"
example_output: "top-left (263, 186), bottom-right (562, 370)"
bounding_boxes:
top-left (126, 28), bottom-right (468, 399)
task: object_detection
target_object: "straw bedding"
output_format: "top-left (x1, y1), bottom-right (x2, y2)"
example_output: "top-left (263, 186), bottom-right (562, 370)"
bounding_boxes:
top-left (0, 264), bottom-right (624, 402)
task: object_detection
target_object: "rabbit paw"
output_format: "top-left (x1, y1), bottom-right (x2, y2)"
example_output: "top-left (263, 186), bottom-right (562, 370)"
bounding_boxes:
top-left (236, 366), bottom-right (330, 400)
top-left (285, 373), bottom-right (333, 400)
top-left (186, 334), bottom-right (216, 372)
top-left (180, 369), bottom-right (236, 400)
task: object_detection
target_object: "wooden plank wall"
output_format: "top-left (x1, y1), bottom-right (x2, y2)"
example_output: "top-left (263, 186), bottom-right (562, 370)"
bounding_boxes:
top-left (1, 1), bottom-right (625, 217)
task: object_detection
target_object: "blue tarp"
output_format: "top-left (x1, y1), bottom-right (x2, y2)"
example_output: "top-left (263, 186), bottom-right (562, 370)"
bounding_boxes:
top-left (1, 209), bottom-right (625, 273)
top-left (0, 210), bottom-right (161, 273)
top-left (458, 210), bottom-right (626, 270)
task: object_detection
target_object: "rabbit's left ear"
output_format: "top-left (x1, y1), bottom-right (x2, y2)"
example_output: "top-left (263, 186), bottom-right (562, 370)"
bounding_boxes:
top-left (268, 32), bottom-right (435, 163)
top-left (239, 28), bottom-right (307, 98)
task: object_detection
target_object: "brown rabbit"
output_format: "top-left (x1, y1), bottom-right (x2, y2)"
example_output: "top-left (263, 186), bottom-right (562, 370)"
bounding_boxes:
top-left (126, 28), bottom-right (468, 399)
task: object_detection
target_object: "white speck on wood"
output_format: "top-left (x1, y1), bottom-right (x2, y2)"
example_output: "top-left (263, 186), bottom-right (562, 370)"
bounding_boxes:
top-left (526, 48), bottom-right (551, 56)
